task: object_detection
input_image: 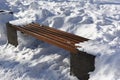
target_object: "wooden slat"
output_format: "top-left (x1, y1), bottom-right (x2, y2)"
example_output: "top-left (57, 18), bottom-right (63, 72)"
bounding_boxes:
top-left (22, 26), bottom-right (75, 47)
top-left (24, 25), bottom-right (76, 45)
top-left (25, 24), bottom-right (80, 43)
top-left (25, 23), bottom-right (89, 42)
top-left (32, 23), bottom-right (89, 42)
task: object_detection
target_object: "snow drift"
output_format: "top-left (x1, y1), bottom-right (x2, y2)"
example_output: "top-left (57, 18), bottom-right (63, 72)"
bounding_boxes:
top-left (0, 0), bottom-right (120, 80)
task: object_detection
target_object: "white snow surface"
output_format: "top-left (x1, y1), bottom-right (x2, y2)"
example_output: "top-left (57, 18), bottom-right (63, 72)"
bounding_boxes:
top-left (0, 0), bottom-right (120, 80)
top-left (93, 0), bottom-right (120, 4)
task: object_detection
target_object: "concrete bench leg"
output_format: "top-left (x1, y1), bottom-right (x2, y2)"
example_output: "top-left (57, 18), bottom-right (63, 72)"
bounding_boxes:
top-left (70, 51), bottom-right (95, 80)
top-left (6, 23), bottom-right (18, 46)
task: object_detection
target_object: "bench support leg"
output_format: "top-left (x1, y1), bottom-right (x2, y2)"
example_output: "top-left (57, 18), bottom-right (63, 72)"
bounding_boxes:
top-left (6, 23), bottom-right (18, 46)
top-left (70, 51), bottom-right (95, 80)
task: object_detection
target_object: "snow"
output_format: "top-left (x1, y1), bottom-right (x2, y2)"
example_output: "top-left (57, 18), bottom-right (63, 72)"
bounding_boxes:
top-left (10, 18), bottom-right (34, 26)
top-left (93, 0), bottom-right (120, 4)
top-left (0, 0), bottom-right (120, 80)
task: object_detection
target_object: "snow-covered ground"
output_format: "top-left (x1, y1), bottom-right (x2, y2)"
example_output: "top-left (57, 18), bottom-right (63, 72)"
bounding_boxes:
top-left (0, 0), bottom-right (120, 80)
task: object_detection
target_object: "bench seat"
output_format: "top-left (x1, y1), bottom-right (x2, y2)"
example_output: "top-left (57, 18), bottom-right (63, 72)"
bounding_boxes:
top-left (7, 23), bottom-right (89, 53)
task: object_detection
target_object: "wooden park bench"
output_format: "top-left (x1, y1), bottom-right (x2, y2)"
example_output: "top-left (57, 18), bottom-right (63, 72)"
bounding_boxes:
top-left (6, 22), bottom-right (95, 80)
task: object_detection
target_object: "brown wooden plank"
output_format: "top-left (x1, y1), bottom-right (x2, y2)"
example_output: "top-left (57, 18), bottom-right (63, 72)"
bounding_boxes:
top-left (24, 23), bottom-right (88, 42)
top-left (23, 25), bottom-right (76, 45)
top-left (32, 23), bottom-right (89, 42)
top-left (25, 24), bottom-right (80, 43)
top-left (23, 27), bottom-right (75, 46)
